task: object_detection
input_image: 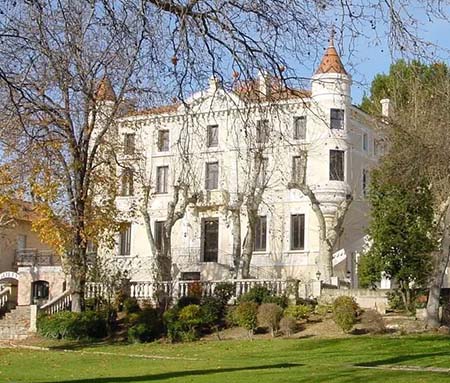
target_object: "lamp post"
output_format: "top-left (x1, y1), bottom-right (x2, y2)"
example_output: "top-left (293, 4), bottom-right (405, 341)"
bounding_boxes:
top-left (316, 270), bottom-right (321, 281)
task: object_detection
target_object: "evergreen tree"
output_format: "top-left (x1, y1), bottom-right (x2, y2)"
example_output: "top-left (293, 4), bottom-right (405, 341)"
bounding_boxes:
top-left (359, 171), bottom-right (436, 311)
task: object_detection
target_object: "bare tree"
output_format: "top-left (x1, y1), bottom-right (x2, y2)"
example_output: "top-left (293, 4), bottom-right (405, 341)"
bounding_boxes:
top-left (0, 0), bottom-right (446, 311)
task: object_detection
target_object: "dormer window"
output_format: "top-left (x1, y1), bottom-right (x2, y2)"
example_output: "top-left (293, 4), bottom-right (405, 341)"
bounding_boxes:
top-left (330, 109), bottom-right (344, 130)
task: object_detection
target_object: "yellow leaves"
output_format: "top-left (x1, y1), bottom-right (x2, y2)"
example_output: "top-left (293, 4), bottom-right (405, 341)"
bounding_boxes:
top-left (32, 202), bottom-right (70, 255)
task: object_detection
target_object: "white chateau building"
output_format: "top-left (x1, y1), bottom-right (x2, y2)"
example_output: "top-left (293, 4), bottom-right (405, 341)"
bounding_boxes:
top-left (99, 40), bottom-right (380, 286)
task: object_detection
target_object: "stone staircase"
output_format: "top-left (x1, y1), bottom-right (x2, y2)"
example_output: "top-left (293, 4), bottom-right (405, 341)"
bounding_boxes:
top-left (0, 306), bottom-right (31, 340)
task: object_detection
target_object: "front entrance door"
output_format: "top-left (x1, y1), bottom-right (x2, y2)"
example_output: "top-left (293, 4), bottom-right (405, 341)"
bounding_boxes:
top-left (202, 219), bottom-right (219, 262)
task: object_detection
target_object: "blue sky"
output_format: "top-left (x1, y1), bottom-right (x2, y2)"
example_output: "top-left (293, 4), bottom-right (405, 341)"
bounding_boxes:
top-left (339, 9), bottom-right (450, 104)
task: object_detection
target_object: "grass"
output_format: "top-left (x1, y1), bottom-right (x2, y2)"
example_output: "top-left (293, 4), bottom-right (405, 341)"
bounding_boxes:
top-left (1, 334), bottom-right (450, 382)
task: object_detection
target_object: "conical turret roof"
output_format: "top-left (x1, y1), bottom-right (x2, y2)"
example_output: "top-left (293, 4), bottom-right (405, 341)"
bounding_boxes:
top-left (96, 77), bottom-right (116, 102)
top-left (315, 35), bottom-right (347, 75)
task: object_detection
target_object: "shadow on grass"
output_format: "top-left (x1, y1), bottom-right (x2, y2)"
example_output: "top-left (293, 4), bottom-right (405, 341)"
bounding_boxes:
top-left (356, 352), bottom-right (449, 367)
top-left (39, 363), bottom-right (302, 383)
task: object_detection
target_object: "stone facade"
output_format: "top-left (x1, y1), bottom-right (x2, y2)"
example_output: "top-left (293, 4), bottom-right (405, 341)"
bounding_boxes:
top-left (101, 41), bottom-right (380, 284)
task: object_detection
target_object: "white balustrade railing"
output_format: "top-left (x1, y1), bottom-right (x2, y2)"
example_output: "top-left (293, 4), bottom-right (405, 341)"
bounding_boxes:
top-left (40, 290), bottom-right (72, 315)
top-left (85, 282), bottom-right (109, 300)
top-left (129, 279), bottom-right (289, 301)
top-left (0, 288), bottom-right (11, 312)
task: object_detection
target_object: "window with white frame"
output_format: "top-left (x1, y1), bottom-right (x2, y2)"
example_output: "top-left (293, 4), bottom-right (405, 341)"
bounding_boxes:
top-left (362, 132), bottom-right (368, 152)
top-left (205, 162), bottom-right (219, 190)
top-left (157, 130), bottom-right (170, 152)
top-left (156, 166), bottom-right (169, 194)
top-left (154, 221), bottom-right (166, 252)
top-left (120, 168), bottom-right (134, 196)
top-left (330, 108), bottom-right (345, 130)
top-left (362, 168), bottom-right (369, 196)
top-left (329, 150), bottom-right (345, 181)
top-left (254, 216), bottom-right (267, 251)
top-left (293, 116), bottom-right (307, 140)
top-left (290, 214), bottom-right (305, 250)
top-left (119, 223), bottom-right (131, 256)
top-left (207, 125), bottom-right (219, 147)
top-left (256, 119), bottom-right (269, 143)
top-left (123, 133), bottom-right (135, 155)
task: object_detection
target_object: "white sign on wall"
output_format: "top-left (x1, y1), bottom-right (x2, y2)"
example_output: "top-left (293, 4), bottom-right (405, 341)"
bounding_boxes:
top-left (0, 271), bottom-right (19, 281)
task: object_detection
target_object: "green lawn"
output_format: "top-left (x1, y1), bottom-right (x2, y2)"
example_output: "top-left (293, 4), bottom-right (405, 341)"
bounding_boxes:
top-left (1, 335), bottom-right (450, 382)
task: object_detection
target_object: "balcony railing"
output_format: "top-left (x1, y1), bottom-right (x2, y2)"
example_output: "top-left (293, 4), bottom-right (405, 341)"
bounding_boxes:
top-left (15, 249), bottom-right (61, 267)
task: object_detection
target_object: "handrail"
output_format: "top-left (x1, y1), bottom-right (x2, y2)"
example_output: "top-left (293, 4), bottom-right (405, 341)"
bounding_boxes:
top-left (40, 290), bottom-right (72, 315)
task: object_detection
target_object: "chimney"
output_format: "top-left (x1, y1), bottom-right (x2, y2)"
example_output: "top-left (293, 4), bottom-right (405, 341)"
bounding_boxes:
top-left (209, 76), bottom-right (219, 92)
top-left (380, 99), bottom-right (391, 117)
top-left (258, 70), bottom-right (270, 97)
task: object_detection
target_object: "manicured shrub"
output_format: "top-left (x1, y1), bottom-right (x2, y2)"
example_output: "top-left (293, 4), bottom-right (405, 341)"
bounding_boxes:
top-left (164, 304), bottom-right (204, 342)
top-left (279, 316), bottom-right (297, 336)
top-left (200, 296), bottom-right (223, 327)
top-left (238, 286), bottom-right (272, 305)
top-left (127, 307), bottom-right (163, 343)
top-left (262, 295), bottom-right (289, 309)
top-left (315, 304), bottom-right (332, 316)
top-left (234, 301), bottom-right (258, 336)
top-left (257, 303), bottom-right (283, 337)
top-left (214, 282), bottom-right (235, 304)
top-left (359, 309), bottom-right (386, 334)
top-left (332, 296), bottom-right (359, 333)
top-left (387, 290), bottom-right (405, 311)
top-left (177, 295), bottom-right (201, 309)
top-left (163, 307), bottom-right (183, 342)
top-left (122, 297), bottom-right (140, 314)
top-left (284, 304), bottom-right (313, 320)
top-left (37, 311), bottom-right (108, 340)
top-left (225, 305), bottom-right (238, 327)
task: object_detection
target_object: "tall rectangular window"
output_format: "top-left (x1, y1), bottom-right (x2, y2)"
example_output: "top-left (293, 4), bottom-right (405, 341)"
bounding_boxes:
top-left (254, 216), bottom-right (267, 251)
top-left (362, 169), bottom-right (368, 196)
top-left (205, 162), bottom-right (219, 190)
top-left (207, 125), bottom-right (219, 147)
top-left (124, 133), bottom-right (135, 155)
top-left (256, 119), bottom-right (269, 143)
top-left (157, 130), bottom-right (170, 152)
top-left (120, 168), bottom-right (134, 196)
top-left (290, 214), bottom-right (305, 250)
top-left (119, 223), bottom-right (131, 255)
top-left (362, 132), bottom-right (368, 151)
top-left (156, 166), bottom-right (169, 194)
top-left (292, 155), bottom-right (306, 184)
top-left (330, 108), bottom-right (345, 130)
top-left (293, 116), bottom-right (307, 140)
top-left (154, 221), bottom-right (166, 252)
top-left (330, 150), bottom-right (345, 181)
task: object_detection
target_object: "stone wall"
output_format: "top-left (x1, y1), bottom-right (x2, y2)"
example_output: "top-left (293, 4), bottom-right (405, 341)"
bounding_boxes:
top-left (17, 266), bottom-right (66, 305)
top-left (320, 288), bottom-right (389, 314)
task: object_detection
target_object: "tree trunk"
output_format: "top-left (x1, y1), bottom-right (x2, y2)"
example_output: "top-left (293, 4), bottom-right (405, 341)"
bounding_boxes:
top-left (230, 209), bottom-right (242, 278)
top-left (160, 229), bottom-right (173, 281)
top-left (427, 249), bottom-right (450, 328)
top-left (241, 210), bottom-right (257, 279)
top-left (426, 206), bottom-right (450, 328)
